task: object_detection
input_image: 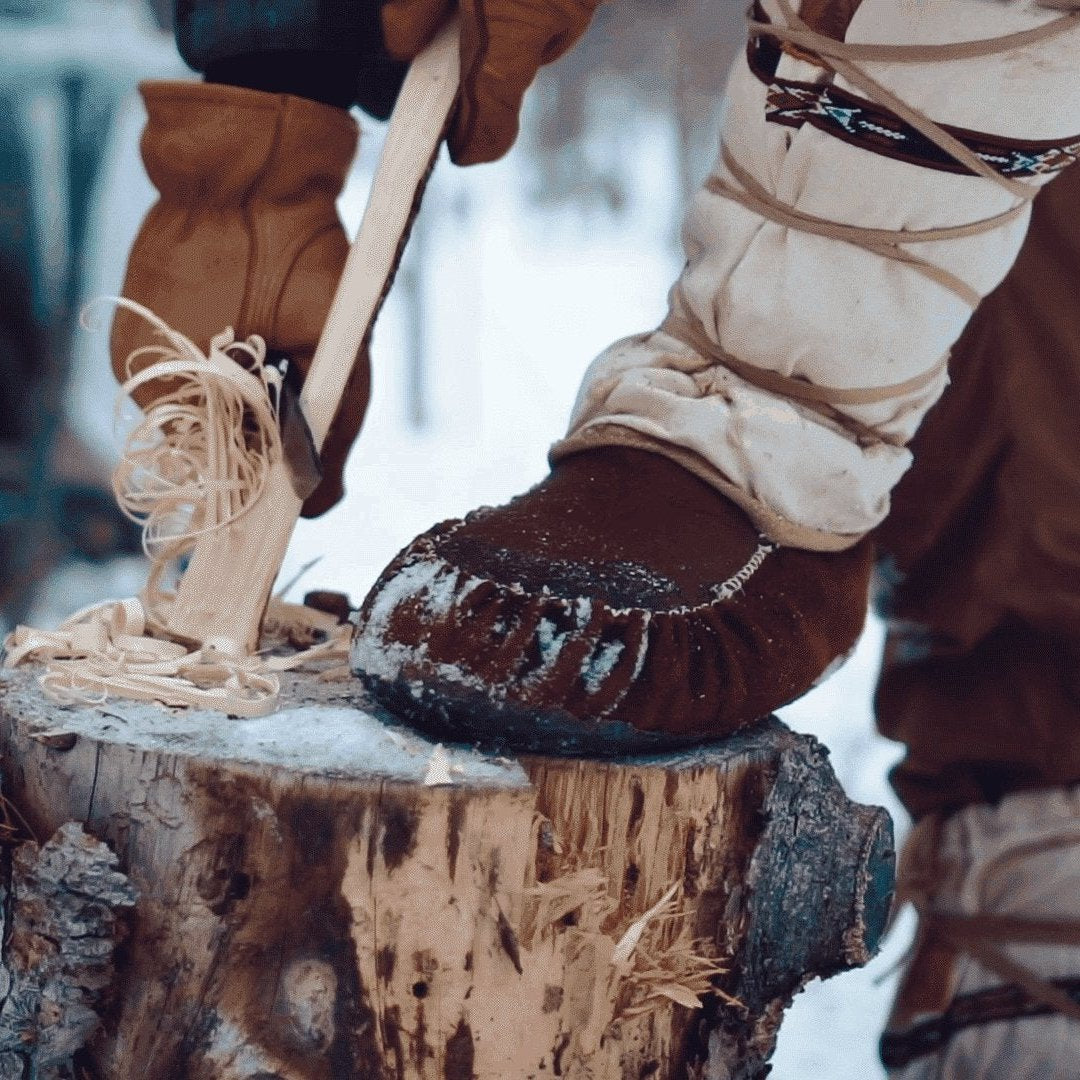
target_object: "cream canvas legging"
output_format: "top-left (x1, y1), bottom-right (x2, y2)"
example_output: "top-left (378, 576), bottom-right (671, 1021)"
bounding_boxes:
top-left (552, 0), bottom-right (1080, 550)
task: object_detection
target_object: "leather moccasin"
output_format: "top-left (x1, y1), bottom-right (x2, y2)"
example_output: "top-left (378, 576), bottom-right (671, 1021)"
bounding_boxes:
top-left (352, 447), bottom-right (873, 755)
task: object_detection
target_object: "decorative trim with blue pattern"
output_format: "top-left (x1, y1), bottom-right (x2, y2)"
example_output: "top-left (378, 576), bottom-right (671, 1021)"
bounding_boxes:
top-left (746, 27), bottom-right (1080, 180)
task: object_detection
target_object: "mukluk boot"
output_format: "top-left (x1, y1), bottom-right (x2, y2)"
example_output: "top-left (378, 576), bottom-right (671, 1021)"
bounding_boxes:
top-left (880, 790), bottom-right (1080, 1079)
top-left (352, 0), bottom-right (1080, 754)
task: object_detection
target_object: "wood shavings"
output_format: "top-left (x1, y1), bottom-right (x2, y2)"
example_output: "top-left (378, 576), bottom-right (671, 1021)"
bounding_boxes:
top-left (3, 596), bottom-right (350, 718)
top-left (611, 881), bottom-right (680, 967)
top-left (2, 302), bottom-right (350, 717)
top-left (610, 882), bottom-right (741, 1021)
top-left (108, 298), bottom-right (284, 584)
top-left (511, 866), bottom-right (610, 952)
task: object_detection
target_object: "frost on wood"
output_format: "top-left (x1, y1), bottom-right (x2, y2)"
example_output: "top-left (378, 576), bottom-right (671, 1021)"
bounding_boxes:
top-left (0, 668), bottom-right (893, 1080)
top-left (0, 821), bottom-right (136, 1080)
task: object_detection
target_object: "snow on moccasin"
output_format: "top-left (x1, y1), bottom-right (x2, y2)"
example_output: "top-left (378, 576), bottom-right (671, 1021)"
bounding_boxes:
top-left (351, 448), bottom-right (873, 755)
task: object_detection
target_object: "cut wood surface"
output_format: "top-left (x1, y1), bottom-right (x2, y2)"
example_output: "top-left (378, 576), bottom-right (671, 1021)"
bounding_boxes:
top-left (0, 668), bottom-right (894, 1080)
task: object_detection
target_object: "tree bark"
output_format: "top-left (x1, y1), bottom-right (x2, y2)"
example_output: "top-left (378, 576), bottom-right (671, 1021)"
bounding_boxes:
top-left (0, 667), bottom-right (893, 1079)
top-left (0, 819), bottom-right (135, 1079)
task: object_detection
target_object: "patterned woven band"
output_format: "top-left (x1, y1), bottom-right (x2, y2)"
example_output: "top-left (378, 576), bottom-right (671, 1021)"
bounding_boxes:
top-left (747, 1), bottom-right (1080, 180)
top-left (659, 1), bottom-right (1080, 442)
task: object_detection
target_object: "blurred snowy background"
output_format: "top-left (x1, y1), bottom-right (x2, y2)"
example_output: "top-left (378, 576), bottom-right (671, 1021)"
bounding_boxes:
top-left (0, 1), bottom-right (915, 1075)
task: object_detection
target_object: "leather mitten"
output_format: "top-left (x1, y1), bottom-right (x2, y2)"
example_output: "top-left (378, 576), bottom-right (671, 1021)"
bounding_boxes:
top-left (111, 80), bottom-right (364, 517)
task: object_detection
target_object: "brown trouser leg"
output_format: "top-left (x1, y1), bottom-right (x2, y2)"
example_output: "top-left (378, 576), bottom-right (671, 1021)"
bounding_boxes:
top-left (874, 161), bottom-right (1080, 822)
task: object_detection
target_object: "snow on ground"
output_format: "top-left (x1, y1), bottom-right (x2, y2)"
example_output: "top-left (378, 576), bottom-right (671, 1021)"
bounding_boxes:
top-left (54, 63), bottom-right (915, 1079)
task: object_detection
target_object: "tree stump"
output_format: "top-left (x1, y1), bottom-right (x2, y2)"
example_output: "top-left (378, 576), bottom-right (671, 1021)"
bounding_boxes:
top-left (0, 667), bottom-right (894, 1079)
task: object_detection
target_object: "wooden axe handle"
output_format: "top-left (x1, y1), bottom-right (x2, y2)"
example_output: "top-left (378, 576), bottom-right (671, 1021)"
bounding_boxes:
top-left (163, 18), bottom-right (462, 654)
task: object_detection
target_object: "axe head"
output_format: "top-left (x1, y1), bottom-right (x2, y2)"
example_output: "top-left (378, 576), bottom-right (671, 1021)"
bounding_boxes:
top-left (267, 349), bottom-right (324, 502)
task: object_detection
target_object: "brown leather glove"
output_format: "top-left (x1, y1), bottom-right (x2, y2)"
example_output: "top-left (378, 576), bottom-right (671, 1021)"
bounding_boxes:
top-left (110, 80), bottom-right (365, 518)
top-left (381, 0), bottom-right (604, 165)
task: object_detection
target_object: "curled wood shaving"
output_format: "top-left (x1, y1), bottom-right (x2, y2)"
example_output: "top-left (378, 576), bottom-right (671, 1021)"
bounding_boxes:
top-left (107, 299), bottom-right (284, 577)
top-left (4, 596), bottom-right (349, 717)
top-left (2, 302), bottom-right (349, 716)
